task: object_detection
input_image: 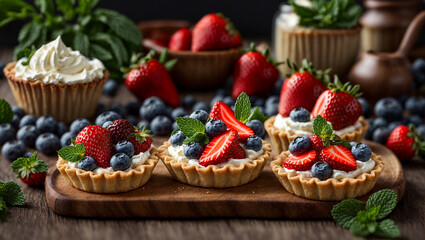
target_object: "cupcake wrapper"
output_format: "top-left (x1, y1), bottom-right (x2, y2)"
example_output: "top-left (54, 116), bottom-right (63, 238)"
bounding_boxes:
top-left (157, 141), bottom-right (272, 188)
top-left (56, 148), bottom-right (159, 193)
top-left (4, 62), bottom-right (108, 123)
top-left (270, 151), bottom-right (384, 201)
top-left (265, 116), bottom-right (369, 154)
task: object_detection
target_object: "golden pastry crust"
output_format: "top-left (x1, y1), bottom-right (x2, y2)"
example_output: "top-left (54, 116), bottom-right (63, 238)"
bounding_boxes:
top-left (56, 148), bottom-right (159, 193)
top-left (157, 141), bottom-right (272, 188)
top-left (270, 151), bottom-right (384, 201)
top-left (265, 115), bottom-right (369, 153)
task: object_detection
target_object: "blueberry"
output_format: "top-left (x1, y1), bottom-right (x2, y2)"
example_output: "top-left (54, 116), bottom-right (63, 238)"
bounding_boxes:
top-left (143, 96), bottom-right (164, 106)
top-left (246, 120), bottom-right (265, 137)
top-left (137, 120), bottom-right (150, 130)
top-left (289, 136), bottom-right (312, 156)
top-left (170, 131), bottom-right (187, 147)
top-left (388, 121), bottom-right (403, 132)
top-left (109, 104), bottom-right (126, 117)
top-left (1, 140), bottom-right (26, 161)
top-left (171, 107), bottom-right (187, 120)
top-left (36, 115), bottom-right (58, 133)
top-left (358, 97), bottom-right (371, 118)
top-left (56, 122), bottom-right (68, 136)
top-left (272, 78), bottom-right (284, 95)
top-left (311, 162), bottom-right (332, 181)
top-left (96, 103), bottom-right (106, 116)
top-left (405, 96), bottom-right (425, 117)
top-left (95, 111), bottom-right (121, 126)
top-left (183, 142), bottom-right (204, 159)
top-left (139, 98), bottom-right (168, 121)
top-left (125, 115), bottom-right (138, 126)
top-left (265, 96), bottom-right (279, 116)
top-left (192, 102), bottom-right (209, 112)
top-left (102, 79), bottom-right (119, 97)
top-left (125, 100), bottom-right (141, 116)
top-left (23, 152), bottom-right (33, 158)
top-left (12, 106), bottom-right (25, 118)
top-left (246, 135), bottom-right (263, 152)
top-left (78, 156), bottom-right (97, 171)
top-left (216, 88), bottom-right (226, 96)
top-left (210, 95), bottom-right (224, 108)
top-left (373, 117), bottom-right (388, 129)
top-left (110, 153), bottom-right (131, 171)
top-left (150, 116), bottom-right (172, 136)
top-left (182, 95), bottom-right (197, 109)
top-left (11, 114), bottom-right (21, 129)
top-left (115, 140), bottom-right (135, 157)
top-left (205, 119), bottom-right (227, 137)
top-left (19, 115), bottom-right (36, 128)
top-left (102, 121), bottom-right (113, 128)
top-left (409, 115), bottom-right (423, 127)
top-left (416, 124), bottom-right (425, 138)
top-left (351, 142), bottom-right (372, 162)
top-left (290, 107), bottom-right (310, 122)
top-left (398, 95), bottom-right (409, 106)
top-left (412, 58), bottom-right (425, 86)
top-left (0, 123), bottom-right (15, 145)
top-left (60, 131), bottom-right (76, 147)
top-left (252, 97), bottom-right (265, 107)
top-left (17, 125), bottom-right (39, 147)
top-left (374, 98), bottom-right (403, 122)
top-left (0, 61), bottom-right (5, 78)
top-left (35, 133), bottom-right (60, 155)
top-left (372, 127), bottom-right (390, 144)
top-left (189, 110), bottom-right (209, 124)
top-left (223, 96), bottom-right (235, 106)
top-left (171, 121), bottom-right (179, 131)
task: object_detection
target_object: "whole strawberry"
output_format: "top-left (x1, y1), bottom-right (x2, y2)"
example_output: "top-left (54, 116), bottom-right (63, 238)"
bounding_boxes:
top-left (75, 125), bottom-right (114, 168)
top-left (311, 77), bottom-right (363, 130)
top-left (128, 126), bottom-right (154, 155)
top-left (107, 119), bottom-right (135, 144)
top-left (192, 13), bottom-right (241, 51)
top-left (386, 125), bottom-right (425, 161)
top-left (232, 43), bottom-right (280, 98)
top-left (169, 28), bottom-right (192, 51)
top-left (278, 59), bottom-right (329, 117)
top-left (125, 50), bottom-right (180, 108)
top-left (12, 152), bottom-right (48, 186)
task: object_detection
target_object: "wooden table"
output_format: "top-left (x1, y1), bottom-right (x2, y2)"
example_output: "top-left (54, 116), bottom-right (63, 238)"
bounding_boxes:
top-left (0, 47), bottom-right (424, 240)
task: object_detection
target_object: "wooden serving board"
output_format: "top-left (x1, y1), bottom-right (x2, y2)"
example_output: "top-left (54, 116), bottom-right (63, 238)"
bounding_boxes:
top-left (45, 140), bottom-right (405, 219)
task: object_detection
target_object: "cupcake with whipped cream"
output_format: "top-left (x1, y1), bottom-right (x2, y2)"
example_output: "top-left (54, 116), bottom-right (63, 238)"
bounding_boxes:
top-left (4, 36), bottom-right (108, 123)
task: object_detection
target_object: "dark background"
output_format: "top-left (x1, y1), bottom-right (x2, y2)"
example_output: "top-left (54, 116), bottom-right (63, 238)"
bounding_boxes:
top-left (0, 0), bottom-right (367, 47)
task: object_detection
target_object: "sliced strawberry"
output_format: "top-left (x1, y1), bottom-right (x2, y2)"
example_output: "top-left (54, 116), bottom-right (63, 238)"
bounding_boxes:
top-left (210, 101), bottom-right (254, 140)
top-left (283, 150), bottom-right (317, 171)
top-left (229, 144), bottom-right (246, 159)
top-left (199, 129), bottom-right (239, 166)
top-left (309, 135), bottom-right (324, 152)
top-left (320, 145), bottom-right (357, 172)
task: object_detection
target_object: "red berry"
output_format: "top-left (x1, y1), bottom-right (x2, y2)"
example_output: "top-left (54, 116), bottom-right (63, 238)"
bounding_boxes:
top-left (320, 145), bottom-right (357, 172)
top-left (20, 172), bottom-right (46, 186)
top-left (386, 125), bottom-right (417, 161)
top-left (283, 150), bottom-right (317, 171)
top-left (107, 119), bottom-right (135, 144)
top-left (168, 28), bottom-right (191, 51)
top-left (199, 129), bottom-right (240, 166)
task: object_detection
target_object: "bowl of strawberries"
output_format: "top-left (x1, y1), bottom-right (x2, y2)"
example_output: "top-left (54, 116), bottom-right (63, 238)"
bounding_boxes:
top-left (142, 13), bottom-right (242, 90)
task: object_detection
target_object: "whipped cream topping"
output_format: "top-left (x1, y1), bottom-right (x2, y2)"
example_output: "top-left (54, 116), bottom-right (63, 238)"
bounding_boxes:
top-left (15, 36), bottom-right (105, 85)
top-left (167, 144), bottom-right (264, 168)
top-left (283, 158), bottom-right (376, 180)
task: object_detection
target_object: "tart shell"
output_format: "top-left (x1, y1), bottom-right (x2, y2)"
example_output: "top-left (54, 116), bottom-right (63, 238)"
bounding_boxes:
top-left (265, 116), bottom-right (369, 153)
top-left (157, 141), bottom-right (272, 188)
top-left (270, 151), bottom-right (384, 201)
top-left (56, 148), bottom-right (159, 194)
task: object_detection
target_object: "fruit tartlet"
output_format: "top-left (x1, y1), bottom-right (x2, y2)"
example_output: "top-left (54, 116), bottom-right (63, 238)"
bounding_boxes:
top-left (57, 119), bottom-right (159, 193)
top-left (266, 73), bottom-right (369, 152)
top-left (158, 93), bottom-right (272, 188)
top-left (4, 36), bottom-right (108, 123)
top-left (271, 115), bottom-right (384, 201)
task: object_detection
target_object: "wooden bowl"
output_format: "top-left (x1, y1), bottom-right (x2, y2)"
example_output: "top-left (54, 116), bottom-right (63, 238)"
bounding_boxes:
top-left (143, 39), bottom-right (241, 89)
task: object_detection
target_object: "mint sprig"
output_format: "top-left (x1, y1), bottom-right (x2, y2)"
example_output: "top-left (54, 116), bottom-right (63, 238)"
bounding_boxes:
top-left (332, 189), bottom-right (400, 239)
top-left (16, 45), bottom-right (36, 66)
top-left (0, 181), bottom-right (25, 221)
top-left (176, 117), bottom-right (209, 145)
top-left (313, 115), bottom-right (351, 149)
top-left (234, 92), bottom-right (269, 123)
top-left (0, 99), bottom-right (13, 124)
top-left (58, 143), bottom-right (86, 162)
top-left (12, 152), bottom-right (48, 179)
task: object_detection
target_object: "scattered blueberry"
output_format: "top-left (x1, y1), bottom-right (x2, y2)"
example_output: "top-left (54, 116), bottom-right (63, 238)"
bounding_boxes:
top-left (351, 142), bottom-right (372, 162)
top-left (19, 115), bottom-right (36, 128)
top-left (183, 142), bottom-right (204, 159)
top-left (56, 122), bottom-right (68, 136)
top-left (0, 123), bottom-right (15, 145)
top-left (170, 131), bottom-right (187, 147)
top-left (77, 156), bottom-right (97, 171)
top-left (311, 162), bottom-right (332, 181)
top-left (60, 132), bottom-right (76, 147)
top-left (252, 97), bottom-right (265, 107)
top-left (139, 97), bottom-right (168, 121)
top-left (125, 100), bottom-right (141, 116)
top-left (137, 120), bottom-right (150, 130)
top-left (115, 140), bottom-right (135, 157)
top-left (290, 107), bottom-right (310, 122)
top-left (358, 97), bottom-right (371, 118)
top-left (110, 153), bottom-right (131, 171)
top-left (17, 125), bottom-right (39, 147)
top-left (416, 124), bottom-right (425, 138)
top-left (223, 96), bottom-right (235, 106)
top-left (372, 127), bottom-right (390, 145)
top-left (109, 104), bottom-right (126, 117)
top-left (272, 78), bottom-right (284, 95)
top-left (210, 95), bottom-right (224, 108)
top-left (388, 121), bottom-right (402, 132)
top-left (190, 110), bottom-right (209, 124)
top-left (1, 140), bottom-right (26, 161)
top-left (216, 88), bottom-right (226, 96)
top-left (398, 95), bottom-right (409, 106)
top-left (412, 58), bottom-right (425, 86)
top-left (289, 136), bottom-right (312, 156)
top-left (150, 116), bottom-right (172, 136)
top-left (23, 152), bottom-right (33, 158)
top-left (35, 133), bottom-right (60, 155)
top-left (12, 106), bottom-right (25, 118)
top-left (246, 120), bottom-right (265, 137)
top-left (205, 119), bottom-right (227, 137)
top-left (373, 117), bottom-right (388, 129)
top-left (102, 121), bottom-right (113, 129)
top-left (405, 96), bottom-right (425, 117)
top-left (171, 121), bottom-right (179, 131)
top-left (374, 98), bottom-right (403, 122)
top-left (11, 114), bottom-right (21, 129)
top-left (95, 111), bottom-right (121, 126)
top-left (102, 79), bottom-right (119, 97)
top-left (125, 115), bottom-right (138, 126)
top-left (246, 135), bottom-right (263, 152)
top-left (192, 102), bottom-right (209, 112)
top-left (182, 95), bottom-right (197, 109)
top-left (265, 96), bottom-right (279, 116)
top-left (409, 115), bottom-right (423, 127)
top-left (36, 115), bottom-right (58, 133)
top-left (171, 107), bottom-right (187, 120)
top-left (96, 103), bottom-right (106, 116)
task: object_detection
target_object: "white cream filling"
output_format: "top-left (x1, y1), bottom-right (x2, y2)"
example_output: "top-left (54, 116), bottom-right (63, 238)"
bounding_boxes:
top-left (276, 0), bottom-right (312, 29)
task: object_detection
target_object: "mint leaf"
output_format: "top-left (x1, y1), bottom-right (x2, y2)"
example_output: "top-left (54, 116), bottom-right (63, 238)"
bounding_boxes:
top-left (331, 199), bottom-right (365, 228)
top-left (234, 92), bottom-right (251, 123)
top-left (35, 0), bottom-right (54, 16)
top-left (0, 197), bottom-right (6, 221)
top-left (89, 44), bottom-right (113, 61)
top-left (176, 117), bottom-right (205, 138)
top-left (92, 33), bottom-right (128, 66)
top-left (0, 99), bottom-right (13, 124)
top-left (12, 152), bottom-right (48, 179)
top-left (0, 181), bottom-right (25, 206)
top-left (58, 143), bottom-right (86, 162)
top-left (246, 107), bottom-right (269, 123)
top-left (366, 189), bottom-right (397, 220)
top-left (183, 132), bottom-right (209, 145)
top-left (313, 115), bottom-right (328, 137)
top-left (357, 206), bottom-right (380, 224)
top-left (56, 0), bottom-right (76, 20)
top-left (73, 32), bottom-right (90, 56)
top-left (349, 221), bottom-right (370, 237)
top-left (375, 219), bottom-right (401, 239)
top-left (16, 46), bottom-right (36, 66)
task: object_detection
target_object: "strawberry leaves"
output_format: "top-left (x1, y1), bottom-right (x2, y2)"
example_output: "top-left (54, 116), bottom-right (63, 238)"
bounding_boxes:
top-left (234, 92), bottom-right (269, 123)
top-left (11, 152), bottom-right (48, 179)
top-left (58, 143), bottom-right (86, 162)
top-left (328, 76), bottom-right (362, 98)
top-left (176, 117), bottom-right (209, 145)
top-left (313, 115), bottom-right (351, 149)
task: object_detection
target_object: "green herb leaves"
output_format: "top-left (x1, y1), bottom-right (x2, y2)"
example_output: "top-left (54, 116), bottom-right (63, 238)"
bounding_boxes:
top-left (58, 143), bottom-right (86, 162)
top-left (313, 115), bottom-right (351, 149)
top-left (12, 152), bottom-right (48, 179)
top-left (234, 92), bottom-right (268, 123)
top-left (0, 181), bottom-right (25, 221)
top-left (0, 99), bottom-right (13, 124)
top-left (290, 0), bottom-right (362, 29)
top-left (332, 189), bottom-right (400, 238)
top-left (16, 46), bottom-right (36, 66)
top-left (176, 117), bottom-right (209, 145)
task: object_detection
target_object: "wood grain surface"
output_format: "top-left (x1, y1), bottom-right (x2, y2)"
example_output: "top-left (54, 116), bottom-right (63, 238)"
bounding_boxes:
top-left (0, 47), bottom-right (424, 239)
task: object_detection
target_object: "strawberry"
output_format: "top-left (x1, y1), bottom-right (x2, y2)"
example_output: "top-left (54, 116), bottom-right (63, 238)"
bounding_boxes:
top-left (199, 129), bottom-right (240, 166)
top-left (128, 126), bottom-right (154, 155)
top-left (107, 119), bottom-right (135, 144)
top-left (75, 125), bottom-right (114, 168)
top-left (283, 150), bottom-right (317, 171)
top-left (311, 77), bottom-right (363, 130)
top-left (232, 43), bottom-right (280, 99)
top-left (210, 101), bottom-right (254, 140)
top-left (12, 152), bottom-right (48, 186)
top-left (320, 145), bottom-right (357, 172)
top-left (191, 13), bottom-right (241, 51)
top-left (168, 28), bottom-right (191, 51)
top-left (309, 135), bottom-right (324, 153)
top-left (125, 51), bottom-right (180, 108)
top-left (386, 125), bottom-right (425, 161)
top-left (278, 60), bottom-right (329, 117)
top-left (229, 144), bottom-right (246, 159)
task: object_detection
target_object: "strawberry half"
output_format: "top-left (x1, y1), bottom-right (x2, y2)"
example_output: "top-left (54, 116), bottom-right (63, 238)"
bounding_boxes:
top-left (199, 129), bottom-right (239, 166)
top-left (210, 101), bottom-right (254, 140)
top-left (320, 145), bottom-right (357, 172)
top-left (283, 150), bottom-right (317, 171)
top-left (11, 152), bottom-right (48, 186)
